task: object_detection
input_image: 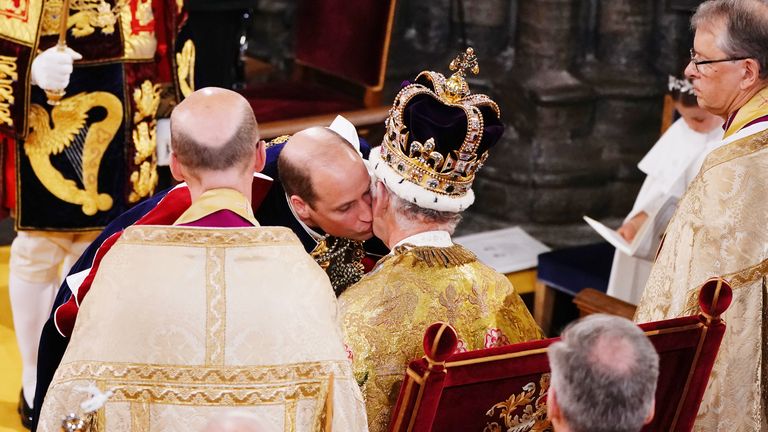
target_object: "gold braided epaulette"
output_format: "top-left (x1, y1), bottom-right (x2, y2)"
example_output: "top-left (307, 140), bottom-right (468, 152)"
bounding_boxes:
top-left (392, 244), bottom-right (477, 268)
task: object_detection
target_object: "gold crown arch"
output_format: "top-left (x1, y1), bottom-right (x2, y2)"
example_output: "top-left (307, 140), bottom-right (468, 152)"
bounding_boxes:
top-left (379, 48), bottom-right (501, 199)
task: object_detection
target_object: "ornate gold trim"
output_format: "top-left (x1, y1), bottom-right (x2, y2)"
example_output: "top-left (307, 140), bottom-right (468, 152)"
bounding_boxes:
top-left (390, 244), bottom-right (477, 268)
top-left (0, 0), bottom-right (44, 45)
top-left (484, 374), bottom-right (551, 432)
top-left (380, 50), bottom-right (501, 199)
top-left (41, 0), bottom-right (127, 38)
top-left (0, 54), bottom-right (18, 127)
top-left (205, 247), bottom-right (226, 366)
top-left (267, 135), bottom-right (291, 148)
top-left (24, 91), bottom-right (121, 215)
top-left (723, 258), bottom-right (768, 289)
top-left (52, 360), bottom-right (354, 405)
top-left (128, 80), bottom-right (160, 202)
top-left (700, 129), bottom-right (768, 174)
top-left (176, 39), bottom-right (195, 98)
top-left (120, 225), bottom-right (301, 247)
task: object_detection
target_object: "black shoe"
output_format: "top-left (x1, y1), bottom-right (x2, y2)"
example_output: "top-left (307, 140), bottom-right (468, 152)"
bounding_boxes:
top-left (17, 389), bottom-right (33, 430)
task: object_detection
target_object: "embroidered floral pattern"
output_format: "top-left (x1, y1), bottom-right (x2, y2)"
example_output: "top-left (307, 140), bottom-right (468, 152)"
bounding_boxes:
top-left (484, 328), bottom-right (511, 348)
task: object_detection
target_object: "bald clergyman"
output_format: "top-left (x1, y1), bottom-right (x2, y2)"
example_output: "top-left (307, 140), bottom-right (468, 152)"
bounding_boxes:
top-left (33, 106), bottom-right (385, 426)
top-left (36, 87), bottom-right (369, 430)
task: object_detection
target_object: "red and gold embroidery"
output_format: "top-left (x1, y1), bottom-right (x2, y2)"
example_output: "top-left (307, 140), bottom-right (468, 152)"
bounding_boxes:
top-left (119, 0), bottom-right (156, 59)
top-left (0, 54), bottom-right (18, 126)
top-left (0, 0), bottom-right (44, 45)
top-left (128, 79), bottom-right (160, 203)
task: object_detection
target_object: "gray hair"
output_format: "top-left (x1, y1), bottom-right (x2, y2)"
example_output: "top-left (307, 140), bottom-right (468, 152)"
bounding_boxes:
top-left (547, 314), bottom-right (659, 432)
top-left (692, 0), bottom-right (768, 79)
top-left (372, 180), bottom-right (462, 233)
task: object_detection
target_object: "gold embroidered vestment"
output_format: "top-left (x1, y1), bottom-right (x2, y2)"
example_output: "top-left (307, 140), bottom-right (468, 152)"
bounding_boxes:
top-left (339, 244), bottom-right (542, 431)
top-left (38, 225), bottom-right (368, 431)
top-left (635, 118), bottom-right (768, 430)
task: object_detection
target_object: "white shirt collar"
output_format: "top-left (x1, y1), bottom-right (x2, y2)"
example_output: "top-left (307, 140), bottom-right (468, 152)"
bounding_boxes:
top-left (392, 230), bottom-right (453, 251)
top-left (285, 193), bottom-right (324, 243)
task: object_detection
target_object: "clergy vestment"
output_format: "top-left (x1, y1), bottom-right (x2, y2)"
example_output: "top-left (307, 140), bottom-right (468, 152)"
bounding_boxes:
top-left (607, 118), bottom-right (723, 304)
top-left (339, 231), bottom-right (542, 431)
top-left (634, 88), bottom-right (768, 431)
top-left (33, 134), bottom-right (383, 424)
top-left (38, 188), bottom-right (368, 431)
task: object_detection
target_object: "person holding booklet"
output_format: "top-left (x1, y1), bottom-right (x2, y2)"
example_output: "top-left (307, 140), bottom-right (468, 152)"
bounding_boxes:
top-left (604, 74), bottom-right (722, 304)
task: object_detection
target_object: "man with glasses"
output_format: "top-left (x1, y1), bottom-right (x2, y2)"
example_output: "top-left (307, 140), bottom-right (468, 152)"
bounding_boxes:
top-left (634, 0), bottom-right (768, 430)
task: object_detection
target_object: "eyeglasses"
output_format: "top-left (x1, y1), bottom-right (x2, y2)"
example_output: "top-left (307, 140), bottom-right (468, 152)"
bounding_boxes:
top-left (690, 48), bottom-right (750, 74)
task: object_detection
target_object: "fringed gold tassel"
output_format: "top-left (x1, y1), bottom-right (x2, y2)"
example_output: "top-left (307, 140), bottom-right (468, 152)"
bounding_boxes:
top-left (393, 244), bottom-right (477, 268)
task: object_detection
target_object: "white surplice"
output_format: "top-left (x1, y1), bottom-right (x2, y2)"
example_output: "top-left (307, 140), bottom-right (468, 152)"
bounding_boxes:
top-left (607, 118), bottom-right (723, 304)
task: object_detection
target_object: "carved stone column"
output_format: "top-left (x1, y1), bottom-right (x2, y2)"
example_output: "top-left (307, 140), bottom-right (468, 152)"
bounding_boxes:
top-left (473, 0), bottom-right (604, 231)
top-left (578, 0), bottom-right (662, 216)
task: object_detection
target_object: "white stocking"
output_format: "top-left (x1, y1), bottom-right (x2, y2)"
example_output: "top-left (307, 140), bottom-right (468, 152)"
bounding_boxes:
top-left (8, 274), bottom-right (57, 407)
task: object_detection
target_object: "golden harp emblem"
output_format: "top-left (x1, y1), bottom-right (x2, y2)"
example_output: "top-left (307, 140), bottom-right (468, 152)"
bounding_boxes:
top-left (25, 91), bottom-right (122, 216)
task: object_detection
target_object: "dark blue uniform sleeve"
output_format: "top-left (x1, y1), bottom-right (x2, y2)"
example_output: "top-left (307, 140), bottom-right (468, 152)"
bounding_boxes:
top-left (32, 187), bottom-right (172, 429)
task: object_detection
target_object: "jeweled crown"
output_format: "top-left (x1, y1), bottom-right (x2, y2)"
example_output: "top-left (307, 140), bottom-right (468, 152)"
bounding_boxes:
top-left (380, 48), bottom-right (502, 199)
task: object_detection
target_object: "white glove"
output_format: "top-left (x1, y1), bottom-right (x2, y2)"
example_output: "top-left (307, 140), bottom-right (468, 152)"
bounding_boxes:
top-left (156, 118), bottom-right (171, 166)
top-left (30, 46), bottom-right (82, 91)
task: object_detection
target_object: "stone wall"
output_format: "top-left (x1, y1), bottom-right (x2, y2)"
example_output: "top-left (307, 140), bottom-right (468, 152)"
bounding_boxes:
top-left (249, 0), bottom-right (700, 246)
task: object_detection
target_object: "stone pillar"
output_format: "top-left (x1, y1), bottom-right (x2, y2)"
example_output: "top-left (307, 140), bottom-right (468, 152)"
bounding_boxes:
top-left (473, 0), bottom-right (603, 233)
top-left (578, 0), bottom-right (662, 216)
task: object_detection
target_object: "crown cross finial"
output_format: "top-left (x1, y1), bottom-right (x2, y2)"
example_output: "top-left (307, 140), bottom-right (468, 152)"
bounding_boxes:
top-left (449, 47), bottom-right (480, 77)
top-left (444, 47), bottom-right (479, 102)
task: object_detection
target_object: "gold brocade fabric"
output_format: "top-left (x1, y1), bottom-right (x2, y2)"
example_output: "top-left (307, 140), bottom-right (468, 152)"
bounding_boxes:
top-left (339, 244), bottom-right (542, 431)
top-left (38, 226), bottom-right (368, 431)
top-left (635, 127), bottom-right (768, 431)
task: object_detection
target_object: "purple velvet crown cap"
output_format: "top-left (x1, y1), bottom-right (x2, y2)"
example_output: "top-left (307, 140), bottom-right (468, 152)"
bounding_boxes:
top-left (399, 75), bottom-right (504, 160)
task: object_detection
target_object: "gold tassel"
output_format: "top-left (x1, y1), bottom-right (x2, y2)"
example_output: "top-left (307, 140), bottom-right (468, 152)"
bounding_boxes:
top-left (393, 244), bottom-right (477, 268)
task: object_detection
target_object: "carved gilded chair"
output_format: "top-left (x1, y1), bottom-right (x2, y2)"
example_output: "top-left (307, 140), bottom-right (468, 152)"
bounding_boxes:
top-left (390, 278), bottom-right (731, 432)
top-left (240, 0), bottom-right (397, 139)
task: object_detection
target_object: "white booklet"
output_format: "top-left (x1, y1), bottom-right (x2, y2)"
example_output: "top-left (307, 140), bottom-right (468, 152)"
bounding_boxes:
top-left (583, 215), bottom-right (651, 256)
top-left (454, 226), bottom-right (550, 274)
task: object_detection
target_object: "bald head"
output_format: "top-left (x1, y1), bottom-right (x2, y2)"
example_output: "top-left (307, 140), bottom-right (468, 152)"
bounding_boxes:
top-left (171, 87), bottom-right (259, 172)
top-left (279, 127), bottom-right (361, 205)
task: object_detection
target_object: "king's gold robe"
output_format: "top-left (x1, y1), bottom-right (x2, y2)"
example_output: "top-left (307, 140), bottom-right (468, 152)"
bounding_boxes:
top-left (39, 225), bottom-right (368, 431)
top-left (635, 89), bottom-right (768, 431)
top-left (339, 243), bottom-right (542, 430)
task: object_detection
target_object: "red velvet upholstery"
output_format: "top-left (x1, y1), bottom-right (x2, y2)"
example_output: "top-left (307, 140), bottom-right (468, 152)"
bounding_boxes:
top-left (391, 278), bottom-right (732, 432)
top-left (240, 82), bottom-right (361, 123)
top-left (240, 0), bottom-right (396, 128)
top-left (294, 0), bottom-right (396, 88)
